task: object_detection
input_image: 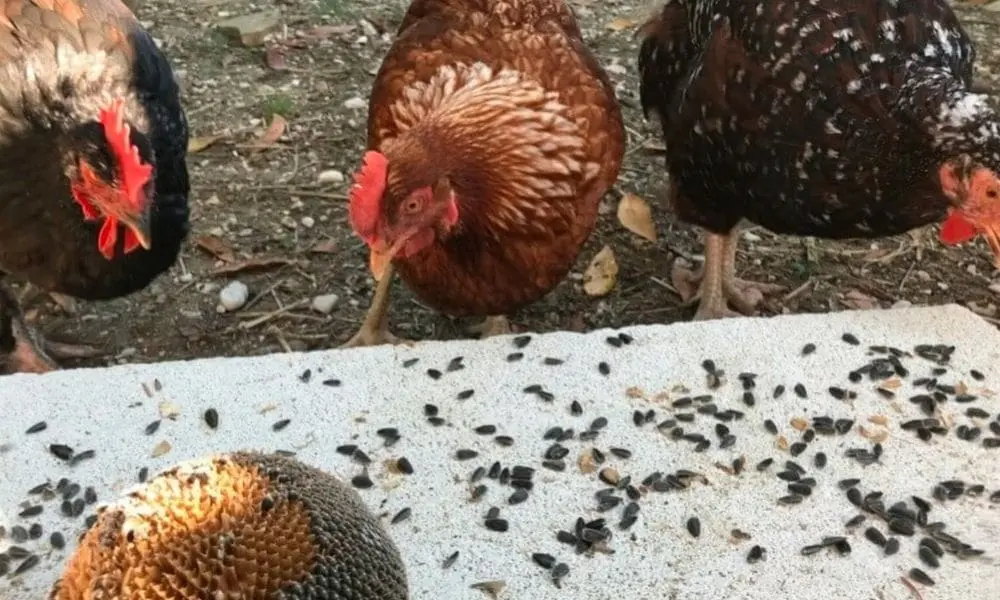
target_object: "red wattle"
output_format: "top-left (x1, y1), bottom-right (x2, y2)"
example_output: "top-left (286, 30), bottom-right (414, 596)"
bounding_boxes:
top-left (98, 218), bottom-right (119, 259)
top-left (939, 211), bottom-right (977, 245)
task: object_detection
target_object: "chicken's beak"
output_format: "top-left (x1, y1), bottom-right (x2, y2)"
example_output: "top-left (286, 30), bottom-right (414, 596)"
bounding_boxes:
top-left (369, 238), bottom-right (406, 282)
top-left (121, 212), bottom-right (153, 250)
top-left (369, 244), bottom-right (391, 282)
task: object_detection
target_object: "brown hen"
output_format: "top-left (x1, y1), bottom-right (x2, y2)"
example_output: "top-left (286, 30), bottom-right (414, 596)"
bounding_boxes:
top-left (343, 0), bottom-right (625, 346)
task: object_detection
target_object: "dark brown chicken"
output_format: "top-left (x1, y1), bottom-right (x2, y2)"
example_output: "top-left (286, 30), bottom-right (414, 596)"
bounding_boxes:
top-left (342, 0), bottom-right (624, 346)
top-left (0, 0), bottom-right (190, 372)
top-left (638, 0), bottom-right (1000, 320)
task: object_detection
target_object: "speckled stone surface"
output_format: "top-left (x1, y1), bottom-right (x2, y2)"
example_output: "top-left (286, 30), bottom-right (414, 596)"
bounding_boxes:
top-left (1, 305), bottom-right (998, 599)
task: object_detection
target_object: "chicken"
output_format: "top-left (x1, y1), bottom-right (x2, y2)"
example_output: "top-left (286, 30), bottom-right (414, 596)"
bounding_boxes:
top-left (638, 0), bottom-right (1000, 320)
top-left (0, 0), bottom-right (190, 372)
top-left (342, 0), bottom-right (625, 347)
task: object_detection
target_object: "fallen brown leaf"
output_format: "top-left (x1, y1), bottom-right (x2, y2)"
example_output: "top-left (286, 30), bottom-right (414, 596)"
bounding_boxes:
top-left (264, 46), bottom-right (289, 71)
top-left (583, 245), bottom-right (619, 296)
top-left (309, 239), bottom-right (338, 254)
top-left (195, 235), bottom-right (236, 263)
top-left (306, 24), bottom-right (356, 39)
top-left (840, 288), bottom-right (879, 310)
top-left (251, 114), bottom-right (287, 152)
top-left (212, 257), bottom-right (298, 276)
top-left (617, 192), bottom-right (657, 241)
top-left (606, 17), bottom-right (637, 31)
top-left (188, 135), bottom-right (223, 153)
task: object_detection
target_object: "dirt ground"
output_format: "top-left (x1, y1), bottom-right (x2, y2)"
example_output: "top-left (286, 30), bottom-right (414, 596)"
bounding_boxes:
top-left (21, 0), bottom-right (1000, 369)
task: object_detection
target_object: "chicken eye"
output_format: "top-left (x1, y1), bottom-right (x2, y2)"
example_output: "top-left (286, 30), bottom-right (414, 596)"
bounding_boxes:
top-left (987, 188), bottom-right (998, 199)
top-left (404, 197), bottom-right (422, 213)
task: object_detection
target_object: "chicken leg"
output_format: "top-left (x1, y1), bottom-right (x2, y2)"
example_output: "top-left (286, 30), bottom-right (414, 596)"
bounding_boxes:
top-left (672, 229), bottom-right (783, 320)
top-left (467, 315), bottom-right (512, 338)
top-left (0, 283), bottom-right (57, 373)
top-left (340, 263), bottom-right (413, 348)
top-left (19, 283), bottom-right (78, 314)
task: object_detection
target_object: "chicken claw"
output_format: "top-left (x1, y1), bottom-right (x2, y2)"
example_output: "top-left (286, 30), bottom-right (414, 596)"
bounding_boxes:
top-left (673, 230), bottom-right (783, 320)
top-left (17, 284), bottom-right (79, 315)
top-left (0, 285), bottom-right (57, 373)
top-left (467, 315), bottom-right (512, 338)
top-left (340, 326), bottom-right (410, 348)
top-left (340, 263), bottom-right (413, 349)
top-left (44, 340), bottom-right (106, 360)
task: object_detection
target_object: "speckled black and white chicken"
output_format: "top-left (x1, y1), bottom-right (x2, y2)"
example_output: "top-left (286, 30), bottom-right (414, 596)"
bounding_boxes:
top-left (638, 0), bottom-right (1000, 320)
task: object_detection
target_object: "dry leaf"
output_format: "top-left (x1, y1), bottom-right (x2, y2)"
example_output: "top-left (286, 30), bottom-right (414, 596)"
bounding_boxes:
top-left (309, 239), bottom-right (338, 254)
top-left (158, 401), bottom-right (180, 420)
top-left (776, 435), bottom-right (789, 451)
top-left (578, 450), bottom-right (597, 474)
top-left (617, 192), bottom-right (657, 241)
top-left (264, 46), bottom-right (288, 71)
top-left (251, 114), bottom-right (287, 152)
top-left (606, 17), bottom-right (637, 31)
top-left (188, 135), bottom-right (223, 153)
top-left (840, 288), bottom-right (879, 310)
top-left (306, 24), bottom-right (356, 39)
top-left (212, 257), bottom-right (298, 276)
top-left (790, 417), bottom-right (808, 431)
top-left (151, 440), bottom-right (172, 458)
top-left (583, 245), bottom-right (619, 296)
top-left (195, 235), bottom-right (236, 263)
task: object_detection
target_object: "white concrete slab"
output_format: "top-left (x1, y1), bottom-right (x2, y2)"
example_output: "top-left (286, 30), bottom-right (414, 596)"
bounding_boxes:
top-left (1, 305), bottom-right (999, 600)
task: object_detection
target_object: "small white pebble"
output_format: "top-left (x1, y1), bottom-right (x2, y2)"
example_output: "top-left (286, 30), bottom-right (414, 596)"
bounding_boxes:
top-left (343, 96), bottom-right (366, 110)
top-left (218, 281), bottom-right (249, 312)
top-left (301, 216), bottom-right (315, 228)
top-left (317, 169), bottom-right (345, 184)
top-left (311, 294), bottom-right (339, 314)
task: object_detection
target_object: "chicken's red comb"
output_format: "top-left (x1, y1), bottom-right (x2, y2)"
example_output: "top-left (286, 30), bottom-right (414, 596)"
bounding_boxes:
top-left (348, 151), bottom-right (388, 244)
top-left (99, 98), bottom-right (153, 211)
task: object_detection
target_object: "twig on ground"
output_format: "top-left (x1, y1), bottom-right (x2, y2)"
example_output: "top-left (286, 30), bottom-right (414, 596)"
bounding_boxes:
top-left (239, 298), bottom-right (309, 329)
top-left (783, 278), bottom-right (814, 302)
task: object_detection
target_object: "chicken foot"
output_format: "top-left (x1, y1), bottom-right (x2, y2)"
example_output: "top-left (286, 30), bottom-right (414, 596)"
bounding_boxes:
top-left (0, 283), bottom-right (57, 373)
top-left (467, 315), bottom-right (512, 338)
top-left (18, 283), bottom-right (78, 315)
top-left (340, 263), bottom-right (413, 348)
top-left (672, 229), bottom-right (784, 320)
